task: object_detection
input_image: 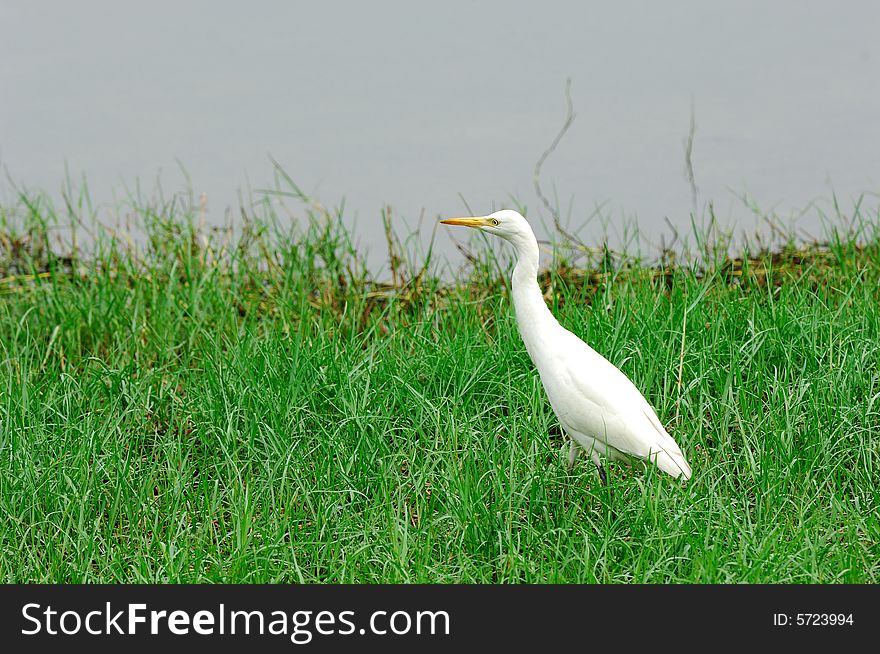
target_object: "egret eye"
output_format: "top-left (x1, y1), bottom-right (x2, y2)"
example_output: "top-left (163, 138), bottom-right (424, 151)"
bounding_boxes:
top-left (490, 218), bottom-right (500, 226)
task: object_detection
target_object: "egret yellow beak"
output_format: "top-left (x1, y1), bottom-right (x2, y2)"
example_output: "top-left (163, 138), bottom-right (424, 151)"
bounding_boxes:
top-left (440, 216), bottom-right (493, 228)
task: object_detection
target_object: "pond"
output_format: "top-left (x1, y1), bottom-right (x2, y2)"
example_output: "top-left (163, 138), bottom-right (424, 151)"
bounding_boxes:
top-left (2, 1), bottom-right (878, 270)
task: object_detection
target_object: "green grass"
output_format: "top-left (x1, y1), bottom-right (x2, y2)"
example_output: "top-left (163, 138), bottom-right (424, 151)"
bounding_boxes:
top-left (1, 184), bottom-right (879, 583)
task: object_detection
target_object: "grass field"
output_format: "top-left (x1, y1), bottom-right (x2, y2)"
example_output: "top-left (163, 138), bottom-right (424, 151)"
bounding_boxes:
top-left (1, 185), bottom-right (879, 583)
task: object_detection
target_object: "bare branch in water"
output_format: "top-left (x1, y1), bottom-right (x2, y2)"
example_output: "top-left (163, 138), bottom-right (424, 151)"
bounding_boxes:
top-left (683, 99), bottom-right (699, 217)
top-left (533, 79), bottom-right (583, 248)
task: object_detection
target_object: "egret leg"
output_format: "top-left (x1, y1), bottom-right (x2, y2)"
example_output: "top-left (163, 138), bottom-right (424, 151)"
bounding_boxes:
top-left (589, 450), bottom-right (608, 486)
top-left (567, 440), bottom-right (580, 471)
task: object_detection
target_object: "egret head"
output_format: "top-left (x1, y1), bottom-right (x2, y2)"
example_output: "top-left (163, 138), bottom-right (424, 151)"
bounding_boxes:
top-left (440, 209), bottom-right (534, 246)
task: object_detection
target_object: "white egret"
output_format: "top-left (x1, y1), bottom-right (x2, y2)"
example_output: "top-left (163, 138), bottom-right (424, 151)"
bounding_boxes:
top-left (441, 210), bottom-right (691, 482)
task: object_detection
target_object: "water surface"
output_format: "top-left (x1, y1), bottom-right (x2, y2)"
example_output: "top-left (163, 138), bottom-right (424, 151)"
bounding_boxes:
top-left (2, 1), bottom-right (878, 269)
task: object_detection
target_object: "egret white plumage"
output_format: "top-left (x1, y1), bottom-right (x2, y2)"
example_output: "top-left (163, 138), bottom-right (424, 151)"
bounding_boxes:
top-left (441, 210), bottom-right (691, 482)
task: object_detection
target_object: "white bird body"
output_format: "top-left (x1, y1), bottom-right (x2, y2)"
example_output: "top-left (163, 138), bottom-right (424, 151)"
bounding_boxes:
top-left (442, 209), bottom-right (692, 481)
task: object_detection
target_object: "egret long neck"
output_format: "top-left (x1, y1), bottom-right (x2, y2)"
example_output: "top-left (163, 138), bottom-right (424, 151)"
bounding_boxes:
top-left (510, 234), bottom-right (561, 359)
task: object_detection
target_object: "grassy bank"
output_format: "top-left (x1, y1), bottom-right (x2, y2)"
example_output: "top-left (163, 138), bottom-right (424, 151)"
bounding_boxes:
top-left (1, 186), bottom-right (879, 583)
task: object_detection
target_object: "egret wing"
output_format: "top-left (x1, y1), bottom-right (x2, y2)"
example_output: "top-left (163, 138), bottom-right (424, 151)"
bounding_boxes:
top-left (537, 328), bottom-right (690, 477)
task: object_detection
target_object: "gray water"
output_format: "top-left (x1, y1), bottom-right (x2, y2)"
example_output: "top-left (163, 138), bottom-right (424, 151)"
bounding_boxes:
top-left (2, 0), bottom-right (879, 271)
